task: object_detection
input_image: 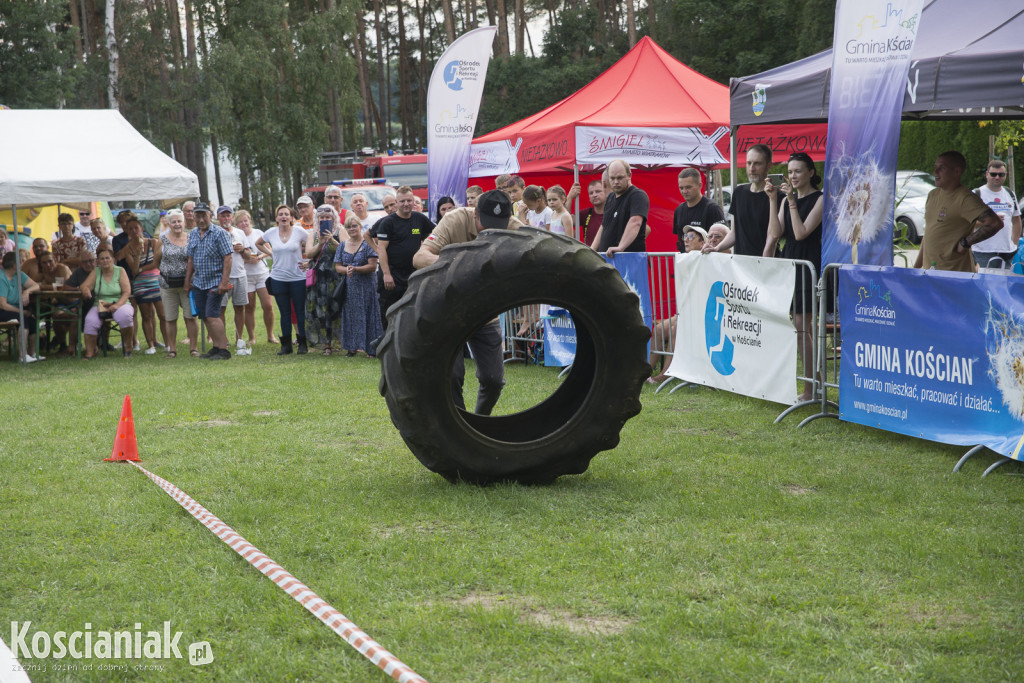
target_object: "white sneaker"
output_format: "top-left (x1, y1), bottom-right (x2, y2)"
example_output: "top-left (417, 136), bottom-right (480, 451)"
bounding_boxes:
top-left (35, 355), bottom-right (45, 361)
top-left (23, 355), bottom-right (37, 364)
top-left (145, 346), bottom-right (157, 355)
top-left (236, 339), bottom-right (247, 352)
top-left (155, 342), bottom-right (166, 349)
top-left (236, 347), bottom-right (251, 356)
top-left (133, 343), bottom-right (141, 352)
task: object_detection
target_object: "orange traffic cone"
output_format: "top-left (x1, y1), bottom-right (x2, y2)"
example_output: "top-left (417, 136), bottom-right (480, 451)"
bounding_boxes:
top-left (105, 395), bottom-right (141, 462)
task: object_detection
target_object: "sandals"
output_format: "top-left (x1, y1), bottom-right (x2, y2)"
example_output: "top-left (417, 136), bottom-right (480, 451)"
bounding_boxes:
top-left (190, 349), bottom-right (200, 357)
top-left (322, 347), bottom-right (333, 356)
top-left (166, 351), bottom-right (177, 358)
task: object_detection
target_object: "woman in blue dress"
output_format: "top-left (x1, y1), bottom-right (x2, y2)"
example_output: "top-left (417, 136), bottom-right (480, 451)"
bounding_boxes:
top-left (334, 214), bottom-right (383, 357)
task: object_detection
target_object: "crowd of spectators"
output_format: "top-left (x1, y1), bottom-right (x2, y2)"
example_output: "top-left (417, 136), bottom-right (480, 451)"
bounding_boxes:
top-left (3, 150), bottom-right (1020, 369)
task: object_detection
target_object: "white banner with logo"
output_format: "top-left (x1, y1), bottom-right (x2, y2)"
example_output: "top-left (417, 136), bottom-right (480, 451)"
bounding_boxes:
top-left (575, 125), bottom-right (729, 167)
top-left (666, 252), bottom-right (797, 404)
top-left (468, 138), bottom-right (522, 177)
top-left (426, 27), bottom-right (497, 216)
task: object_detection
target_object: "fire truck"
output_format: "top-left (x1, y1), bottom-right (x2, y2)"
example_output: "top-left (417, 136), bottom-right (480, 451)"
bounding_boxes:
top-left (309, 151), bottom-right (428, 201)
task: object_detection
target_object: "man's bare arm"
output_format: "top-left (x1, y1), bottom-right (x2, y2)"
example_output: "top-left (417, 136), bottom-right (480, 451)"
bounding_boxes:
top-left (412, 242), bottom-right (440, 269)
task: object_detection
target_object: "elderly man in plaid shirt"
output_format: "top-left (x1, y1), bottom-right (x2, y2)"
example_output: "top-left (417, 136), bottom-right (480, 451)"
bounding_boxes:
top-left (184, 202), bottom-right (234, 359)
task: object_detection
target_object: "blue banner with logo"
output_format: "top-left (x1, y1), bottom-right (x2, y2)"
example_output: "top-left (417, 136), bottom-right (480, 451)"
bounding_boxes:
top-left (426, 27), bottom-right (496, 219)
top-left (543, 253), bottom-right (651, 367)
top-left (822, 0), bottom-right (923, 268)
top-left (839, 266), bottom-right (1024, 460)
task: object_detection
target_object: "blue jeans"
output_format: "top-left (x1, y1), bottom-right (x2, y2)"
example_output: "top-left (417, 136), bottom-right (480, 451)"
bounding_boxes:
top-left (270, 278), bottom-right (306, 342)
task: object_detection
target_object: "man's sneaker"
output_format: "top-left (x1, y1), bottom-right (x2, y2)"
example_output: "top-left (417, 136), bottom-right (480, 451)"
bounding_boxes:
top-left (236, 347), bottom-right (250, 356)
top-left (23, 355), bottom-right (37, 364)
top-left (209, 347), bottom-right (231, 360)
top-left (133, 343), bottom-right (141, 352)
top-left (145, 346), bottom-right (157, 355)
top-left (198, 348), bottom-right (215, 358)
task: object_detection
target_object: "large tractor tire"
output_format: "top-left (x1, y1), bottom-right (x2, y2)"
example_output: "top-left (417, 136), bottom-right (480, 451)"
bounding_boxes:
top-left (378, 228), bottom-right (650, 485)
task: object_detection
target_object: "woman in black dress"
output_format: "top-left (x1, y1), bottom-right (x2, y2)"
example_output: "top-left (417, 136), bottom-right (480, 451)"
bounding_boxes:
top-left (767, 152), bottom-right (824, 401)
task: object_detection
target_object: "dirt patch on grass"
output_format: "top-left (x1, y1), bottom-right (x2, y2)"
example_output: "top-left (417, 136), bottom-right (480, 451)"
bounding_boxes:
top-left (195, 419), bottom-right (235, 427)
top-left (253, 410), bottom-right (279, 416)
top-left (378, 522), bottom-right (449, 539)
top-left (904, 606), bottom-right (976, 628)
top-left (456, 590), bottom-right (633, 636)
top-left (781, 484), bottom-right (817, 495)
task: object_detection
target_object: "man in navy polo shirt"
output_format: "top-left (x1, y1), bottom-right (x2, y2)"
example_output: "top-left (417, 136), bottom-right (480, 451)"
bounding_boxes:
top-left (184, 203), bottom-right (233, 359)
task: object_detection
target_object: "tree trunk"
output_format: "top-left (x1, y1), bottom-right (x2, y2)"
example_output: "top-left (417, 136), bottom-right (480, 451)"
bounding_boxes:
top-left (69, 0), bottom-right (84, 63)
top-left (374, 0), bottom-right (392, 148)
top-left (484, 0), bottom-right (495, 30)
top-left (104, 0), bottom-right (118, 109)
top-left (354, 12), bottom-right (373, 147)
top-left (514, 0), bottom-right (524, 55)
top-left (210, 132), bottom-right (224, 206)
top-left (239, 151), bottom-right (251, 204)
top-left (647, 0), bottom-right (655, 35)
top-left (493, 0), bottom-right (510, 57)
top-left (396, 0), bottom-right (410, 150)
top-left (441, 0), bottom-right (456, 44)
top-left (416, 0), bottom-right (428, 151)
top-left (626, 0), bottom-right (636, 47)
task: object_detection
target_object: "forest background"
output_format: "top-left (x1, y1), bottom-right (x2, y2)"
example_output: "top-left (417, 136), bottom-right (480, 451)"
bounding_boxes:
top-left (1, 0), bottom-right (1020, 216)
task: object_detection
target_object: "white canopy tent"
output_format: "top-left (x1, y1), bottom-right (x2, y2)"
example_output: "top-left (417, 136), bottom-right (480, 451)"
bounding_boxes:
top-left (0, 109), bottom-right (200, 364)
top-left (0, 109), bottom-right (199, 205)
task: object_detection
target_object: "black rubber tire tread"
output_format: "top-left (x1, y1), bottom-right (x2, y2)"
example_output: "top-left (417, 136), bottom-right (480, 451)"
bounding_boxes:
top-left (378, 227), bottom-right (651, 485)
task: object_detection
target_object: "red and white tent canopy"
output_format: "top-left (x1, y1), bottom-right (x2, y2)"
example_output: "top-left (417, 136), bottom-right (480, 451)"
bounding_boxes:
top-left (470, 37), bottom-right (732, 176)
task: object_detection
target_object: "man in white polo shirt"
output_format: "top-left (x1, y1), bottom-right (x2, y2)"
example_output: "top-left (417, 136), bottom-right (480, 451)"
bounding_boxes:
top-left (972, 159), bottom-right (1021, 269)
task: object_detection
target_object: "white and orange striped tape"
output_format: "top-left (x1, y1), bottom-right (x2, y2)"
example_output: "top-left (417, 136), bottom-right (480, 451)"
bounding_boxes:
top-left (129, 461), bottom-right (428, 683)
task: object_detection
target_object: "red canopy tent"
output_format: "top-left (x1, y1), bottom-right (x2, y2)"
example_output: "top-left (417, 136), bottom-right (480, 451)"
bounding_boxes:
top-left (470, 37), bottom-right (731, 251)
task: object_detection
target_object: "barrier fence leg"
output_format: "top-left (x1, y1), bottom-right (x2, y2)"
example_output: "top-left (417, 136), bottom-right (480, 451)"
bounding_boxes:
top-left (796, 265), bottom-right (839, 428)
top-left (982, 457), bottom-right (1012, 477)
top-left (952, 444), bottom-right (986, 473)
top-left (776, 261), bottom-right (822, 424)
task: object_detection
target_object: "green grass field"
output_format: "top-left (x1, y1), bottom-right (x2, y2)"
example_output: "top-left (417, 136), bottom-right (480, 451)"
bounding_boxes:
top-left (2, 343), bottom-right (1022, 682)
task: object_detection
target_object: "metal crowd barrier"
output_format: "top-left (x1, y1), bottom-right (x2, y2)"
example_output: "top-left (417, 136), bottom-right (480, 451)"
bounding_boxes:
top-left (501, 305), bottom-right (545, 365)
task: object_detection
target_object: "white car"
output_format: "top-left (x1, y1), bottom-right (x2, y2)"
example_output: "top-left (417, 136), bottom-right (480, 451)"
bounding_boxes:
top-left (894, 170), bottom-right (935, 244)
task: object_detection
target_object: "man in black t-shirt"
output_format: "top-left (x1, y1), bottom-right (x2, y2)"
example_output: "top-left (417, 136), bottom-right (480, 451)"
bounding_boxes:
top-left (593, 160), bottom-right (649, 256)
top-left (672, 168), bottom-right (725, 253)
top-left (370, 185), bottom-right (435, 324)
top-left (704, 144), bottom-right (773, 257)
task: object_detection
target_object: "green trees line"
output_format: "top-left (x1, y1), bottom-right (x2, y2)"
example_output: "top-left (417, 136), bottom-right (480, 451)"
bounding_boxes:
top-left (2, 0), bottom-right (1015, 213)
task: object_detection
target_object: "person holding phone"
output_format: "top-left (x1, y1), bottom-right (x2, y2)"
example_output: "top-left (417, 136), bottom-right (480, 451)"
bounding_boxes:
top-left (704, 144), bottom-right (774, 257)
top-left (766, 151), bottom-right (824, 401)
top-left (303, 204), bottom-right (343, 355)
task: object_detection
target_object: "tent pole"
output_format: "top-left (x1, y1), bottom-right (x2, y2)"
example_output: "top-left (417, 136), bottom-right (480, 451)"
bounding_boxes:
top-left (12, 204), bottom-right (26, 365)
top-left (573, 164), bottom-right (580, 241)
top-left (729, 125), bottom-right (737, 228)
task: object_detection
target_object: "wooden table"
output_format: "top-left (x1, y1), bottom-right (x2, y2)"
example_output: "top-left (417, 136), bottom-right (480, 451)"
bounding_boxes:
top-left (32, 289), bottom-right (84, 358)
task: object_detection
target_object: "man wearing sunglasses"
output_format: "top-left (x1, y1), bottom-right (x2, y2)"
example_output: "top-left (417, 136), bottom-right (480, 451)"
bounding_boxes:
top-left (971, 159), bottom-right (1021, 270)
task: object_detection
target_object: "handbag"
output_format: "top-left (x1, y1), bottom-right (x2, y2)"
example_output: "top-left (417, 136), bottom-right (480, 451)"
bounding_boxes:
top-left (304, 236), bottom-right (329, 287)
top-left (331, 276), bottom-right (347, 305)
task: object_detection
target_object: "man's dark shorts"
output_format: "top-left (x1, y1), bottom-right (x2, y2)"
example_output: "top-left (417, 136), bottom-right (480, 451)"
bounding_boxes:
top-left (191, 287), bottom-right (222, 319)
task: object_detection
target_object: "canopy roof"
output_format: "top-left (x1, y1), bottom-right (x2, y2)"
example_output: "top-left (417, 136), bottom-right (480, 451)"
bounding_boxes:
top-left (731, 0), bottom-right (1024, 125)
top-left (471, 37), bottom-right (731, 174)
top-left (0, 109), bottom-right (199, 206)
